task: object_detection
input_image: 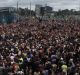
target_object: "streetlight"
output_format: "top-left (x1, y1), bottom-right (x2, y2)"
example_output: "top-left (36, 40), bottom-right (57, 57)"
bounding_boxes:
top-left (17, 0), bottom-right (21, 22)
top-left (30, 0), bottom-right (32, 18)
top-left (16, 0), bottom-right (19, 22)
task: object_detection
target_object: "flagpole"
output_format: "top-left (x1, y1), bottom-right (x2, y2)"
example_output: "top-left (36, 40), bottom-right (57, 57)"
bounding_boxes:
top-left (17, 1), bottom-right (19, 22)
top-left (30, 1), bottom-right (31, 18)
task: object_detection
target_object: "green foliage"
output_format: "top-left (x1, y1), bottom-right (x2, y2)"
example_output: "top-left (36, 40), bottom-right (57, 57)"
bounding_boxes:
top-left (18, 8), bottom-right (35, 16)
top-left (54, 9), bottom-right (80, 17)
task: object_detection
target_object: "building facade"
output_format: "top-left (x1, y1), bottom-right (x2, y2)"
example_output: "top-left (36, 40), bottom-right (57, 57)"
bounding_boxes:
top-left (35, 4), bottom-right (54, 20)
top-left (35, 4), bottom-right (42, 18)
top-left (0, 7), bottom-right (17, 24)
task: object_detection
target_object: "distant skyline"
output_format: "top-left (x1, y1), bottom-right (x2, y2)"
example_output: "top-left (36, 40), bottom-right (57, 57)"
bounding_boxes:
top-left (0, 0), bottom-right (80, 11)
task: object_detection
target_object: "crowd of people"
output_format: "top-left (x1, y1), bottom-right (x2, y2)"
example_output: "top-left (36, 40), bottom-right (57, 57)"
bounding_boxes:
top-left (0, 18), bottom-right (80, 75)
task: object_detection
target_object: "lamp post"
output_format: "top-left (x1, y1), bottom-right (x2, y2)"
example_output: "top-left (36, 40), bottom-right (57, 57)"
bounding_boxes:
top-left (17, 0), bottom-right (19, 22)
top-left (30, 1), bottom-right (32, 18)
top-left (17, 0), bottom-right (22, 22)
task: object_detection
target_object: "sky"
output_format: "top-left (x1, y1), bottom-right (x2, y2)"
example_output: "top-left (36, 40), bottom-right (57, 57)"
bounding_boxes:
top-left (0, 0), bottom-right (80, 11)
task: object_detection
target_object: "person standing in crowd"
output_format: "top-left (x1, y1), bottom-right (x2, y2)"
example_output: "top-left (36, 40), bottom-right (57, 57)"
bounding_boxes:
top-left (0, 18), bottom-right (80, 75)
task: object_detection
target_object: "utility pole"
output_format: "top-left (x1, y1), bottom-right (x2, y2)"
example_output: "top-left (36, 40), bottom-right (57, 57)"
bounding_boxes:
top-left (45, 3), bottom-right (47, 20)
top-left (17, 1), bottom-right (19, 22)
top-left (17, 1), bottom-right (19, 12)
top-left (30, 2), bottom-right (31, 18)
top-left (79, 2), bottom-right (80, 11)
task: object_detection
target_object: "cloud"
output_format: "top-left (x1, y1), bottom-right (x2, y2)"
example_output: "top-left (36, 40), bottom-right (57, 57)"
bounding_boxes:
top-left (0, 0), bottom-right (80, 10)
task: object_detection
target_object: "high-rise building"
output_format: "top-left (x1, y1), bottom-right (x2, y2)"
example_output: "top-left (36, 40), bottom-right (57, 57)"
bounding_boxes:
top-left (0, 7), bottom-right (17, 24)
top-left (45, 6), bottom-right (53, 13)
top-left (35, 4), bottom-right (42, 17)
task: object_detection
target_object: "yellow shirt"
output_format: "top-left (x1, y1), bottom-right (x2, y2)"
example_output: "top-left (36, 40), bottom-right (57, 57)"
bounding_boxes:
top-left (61, 65), bottom-right (68, 72)
top-left (19, 57), bottom-right (23, 64)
